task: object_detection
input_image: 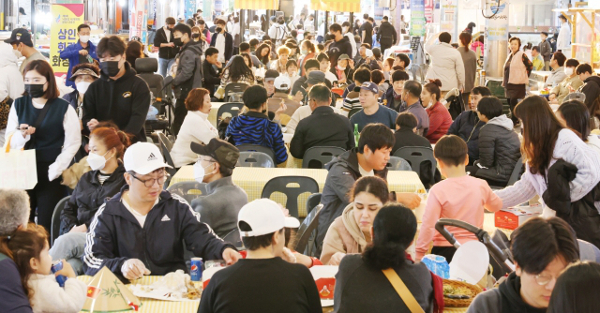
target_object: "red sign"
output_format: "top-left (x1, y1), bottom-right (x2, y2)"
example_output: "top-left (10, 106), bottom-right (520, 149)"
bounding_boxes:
top-left (425, 0), bottom-right (434, 23)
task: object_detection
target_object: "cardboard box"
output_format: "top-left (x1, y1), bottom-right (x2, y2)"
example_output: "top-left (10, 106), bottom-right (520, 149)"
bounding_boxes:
top-left (495, 205), bottom-right (542, 230)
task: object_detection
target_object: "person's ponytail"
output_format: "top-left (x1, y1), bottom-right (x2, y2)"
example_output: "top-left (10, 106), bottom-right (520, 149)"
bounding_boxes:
top-left (363, 241), bottom-right (407, 270)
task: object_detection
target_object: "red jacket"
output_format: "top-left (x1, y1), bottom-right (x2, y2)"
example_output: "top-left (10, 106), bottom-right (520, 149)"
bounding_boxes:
top-left (426, 102), bottom-right (453, 143)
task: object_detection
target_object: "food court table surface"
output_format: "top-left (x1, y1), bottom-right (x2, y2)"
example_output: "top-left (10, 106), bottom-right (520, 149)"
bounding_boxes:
top-left (170, 167), bottom-right (425, 217)
top-left (77, 275), bottom-right (200, 313)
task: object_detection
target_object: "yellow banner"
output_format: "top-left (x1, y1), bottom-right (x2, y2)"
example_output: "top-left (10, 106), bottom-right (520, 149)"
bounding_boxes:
top-left (234, 0), bottom-right (279, 10)
top-left (50, 4), bottom-right (84, 76)
top-left (311, 0), bottom-right (361, 13)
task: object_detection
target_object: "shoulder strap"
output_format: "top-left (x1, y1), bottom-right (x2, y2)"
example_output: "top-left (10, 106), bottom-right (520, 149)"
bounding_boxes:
top-left (382, 268), bottom-right (426, 313)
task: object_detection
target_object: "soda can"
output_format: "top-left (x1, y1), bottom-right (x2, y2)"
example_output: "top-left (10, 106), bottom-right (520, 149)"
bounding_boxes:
top-left (51, 261), bottom-right (68, 287)
top-left (190, 257), bottom-right (203, 281)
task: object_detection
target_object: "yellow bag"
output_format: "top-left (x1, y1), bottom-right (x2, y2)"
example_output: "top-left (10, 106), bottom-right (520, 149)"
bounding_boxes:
top-left (215, 85), bottom-right (226, 100)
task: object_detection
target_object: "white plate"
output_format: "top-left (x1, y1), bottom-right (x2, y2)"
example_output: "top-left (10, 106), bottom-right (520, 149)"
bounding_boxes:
top-left (130, 285), bottom-right (199, 302)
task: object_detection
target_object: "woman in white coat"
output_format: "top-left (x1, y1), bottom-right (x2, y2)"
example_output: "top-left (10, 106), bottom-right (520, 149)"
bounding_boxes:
top-left (170, 88), bottom-right (218, 167)
top-left (0, 41), bottom-right (25, 147)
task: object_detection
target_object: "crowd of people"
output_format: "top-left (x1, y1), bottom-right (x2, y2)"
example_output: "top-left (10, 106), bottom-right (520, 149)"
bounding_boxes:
top-left (1, 9), bottom-right (600, 313)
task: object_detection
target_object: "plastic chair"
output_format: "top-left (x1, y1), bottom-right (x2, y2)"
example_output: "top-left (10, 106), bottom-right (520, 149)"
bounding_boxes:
top-left (157, 132), bottom-right (174, 152)
top-left (562, 92), bottom-right (586, 104)
top-left (348, 108), bottom-right (362, 118)
top-left (305, 193), bottom-right (322, 216)
top-left (302, 146), bottom-right (346, 169)
top-left (222, 228), bottom-right (244, 250)
top-left (261, 176), bottom-right (320, 218)
top-left (136, 58), bottom-right (164, 100)
top-left (393, 146), bottom-right (436, 182)
top-left (224, 83), bottom-right (250, 102)
top-left (50, 196), bottom-right (71, 246)
top-left (294, 204), bottom-right (323, 257)
top-left (167, 181), bottom-right (208, 205)
top-left (216, 102), bottom-right (244, 122)
top-left (236, 144), bottom-right (276, 164)
top-left (387, 156), bottom-right (412, 171)
top-left (236, 151), bottom-right (275, 168)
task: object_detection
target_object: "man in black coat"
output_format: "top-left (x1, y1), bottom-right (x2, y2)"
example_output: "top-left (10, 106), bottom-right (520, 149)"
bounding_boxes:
top-left (377, 16), bottom-right (397, 55)
top-left (576, 63), bottom-right (600, 118)
top-left (327, 23), bottom-right (354, 71)
top-left (170, 23), bottom-right (204, 135)
top-left (83, 36), bottom-right (151, 143)
top-left (203, 47), bottom-right (222, 98)
top-left (153, 17), bottom-right (178, 77)
top-left (290, 85), bottom-right (354, 159)
top-left (210, 18), bottom-right (234, 64)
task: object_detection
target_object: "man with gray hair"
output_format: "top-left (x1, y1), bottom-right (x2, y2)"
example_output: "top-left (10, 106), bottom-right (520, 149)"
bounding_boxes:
top-left (0, 189), bottom-right (33, 312)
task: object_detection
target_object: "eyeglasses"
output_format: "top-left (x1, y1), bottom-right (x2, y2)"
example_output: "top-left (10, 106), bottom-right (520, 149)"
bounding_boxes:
top-left (534, 273), bottom-right (557, 286)
top-left (131, 173), bottom-right (168, 188)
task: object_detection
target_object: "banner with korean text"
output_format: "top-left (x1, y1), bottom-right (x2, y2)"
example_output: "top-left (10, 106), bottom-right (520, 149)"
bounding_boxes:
top-left (50, 4), bottom-right (84, 77)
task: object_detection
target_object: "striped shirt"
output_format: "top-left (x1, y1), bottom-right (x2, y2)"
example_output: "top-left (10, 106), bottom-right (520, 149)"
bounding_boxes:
top-left (226, 111), bottom-right (288, 164)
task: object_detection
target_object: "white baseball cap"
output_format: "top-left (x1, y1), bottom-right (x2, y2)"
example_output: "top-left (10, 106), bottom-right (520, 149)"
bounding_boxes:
top-left (274, 76), bottom-right (291, 90)
top-left (238, 199), bottom-right (300, 237)
top-left (124, 142), bottom-right (172, 175)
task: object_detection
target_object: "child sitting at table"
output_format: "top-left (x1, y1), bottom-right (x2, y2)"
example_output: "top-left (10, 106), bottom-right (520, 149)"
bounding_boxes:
top-left (415, 135), bottom-right (503, 262)
top-left (0, 224), bottom-right (87, 313)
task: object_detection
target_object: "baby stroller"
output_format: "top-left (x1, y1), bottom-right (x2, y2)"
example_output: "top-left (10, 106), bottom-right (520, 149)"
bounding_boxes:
top-left (435, 218), bottom-right (515, 281)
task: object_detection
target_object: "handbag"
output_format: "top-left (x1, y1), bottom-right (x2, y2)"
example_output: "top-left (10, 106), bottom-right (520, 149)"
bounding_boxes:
top-left (0, 96), bottom-right (13, 130)
top-left (215, 85), bottom-right (226, 100)
top-left (1, 133), bottom-right (38, 189)
top-left (382, 268), bottom-right (426, 313)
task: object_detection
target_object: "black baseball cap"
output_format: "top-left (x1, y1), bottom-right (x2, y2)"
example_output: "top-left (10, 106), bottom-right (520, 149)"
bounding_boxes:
top-left (5, 28), bottom-right (33, 47)
top-left (190, 138), bottom-right (240, 169)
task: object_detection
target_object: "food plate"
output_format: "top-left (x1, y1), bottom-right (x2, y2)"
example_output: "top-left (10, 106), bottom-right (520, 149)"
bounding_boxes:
top-left (130, 270), bottom-right (201, 302)
top-left (130, 285), bottom-right (199, 302)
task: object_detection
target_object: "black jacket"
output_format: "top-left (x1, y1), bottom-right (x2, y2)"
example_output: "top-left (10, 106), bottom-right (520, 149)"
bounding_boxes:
top-left (543, 160), bottom-right (600, 248)
top-left (447, 110), bottom-right (484, 162)
top-left (203, 60), bottom-right (221, 96)
top-left (291, 76), bottom-right (308, 98)
top-left (377, 21), bottom-right (397, 47)
top-left (289, 106), bottom-right (355, 159)
top-left (153, 27), bottom-right (179, 60)
top-left (475, 116), bottom-right (521, 183)
top-left (327, 36), bottom-right (354, 71)
top-left (173, 40), bottom-right (204, 100)
top-left (316, 149), bottom-right (388, 252)
top-left (83, 186), bottom-right (234, 282)
top-left (59, 164), bottom-right (127, 235)
top-left (581, 76), bottom-right (600, 116)
top-left (82, 62), bottom-right (150, 142)
top-left (209, 32), bottom-right (234, 62)
top-left (383, 86), bottom-right (402, 112)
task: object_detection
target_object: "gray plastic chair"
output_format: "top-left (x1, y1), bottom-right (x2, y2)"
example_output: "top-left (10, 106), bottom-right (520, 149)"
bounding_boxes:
top-left (393, 146), bottom-right (436, 182)
top-left (387, 156), bottom-right (412, 171)
top-left (157, 132), bottom-right (173, 152)
top-left (216, 102), bottom-right (244, 122)
top-left (236, 151), bottom-right (275, 168)
top-left (294, 204), bottom-right (323, 257)
top-left (224, 83), bottom-right (250, 102)
top-left (236, 144), bottom-right (276, 163)
top-left (222, 228), bottom-right (244, 250)
top-left (51, 196), bottom-right (71, 246)
top-left (562, 92), bottom-right (586, 104)
top-left (167, 181), bottom-right (208, 204)
top-left (302, 146), bottom-right (346, 169)
top-left (261, 176), bottom-right (320, 218)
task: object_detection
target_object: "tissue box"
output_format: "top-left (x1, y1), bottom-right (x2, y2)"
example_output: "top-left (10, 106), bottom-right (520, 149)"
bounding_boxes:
top-left (495, 204), bottom-right (542, 230)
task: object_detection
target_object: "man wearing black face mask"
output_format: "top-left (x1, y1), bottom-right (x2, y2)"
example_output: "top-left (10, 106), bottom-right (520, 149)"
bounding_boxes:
top-left (154, 17), bottom-right (178, 77)
top-left (209, 18), bottom-right (233, 64)
top-left (82, 36), bottom-right (151, 143)
top-left (170, 23), bottom-right (204, 136)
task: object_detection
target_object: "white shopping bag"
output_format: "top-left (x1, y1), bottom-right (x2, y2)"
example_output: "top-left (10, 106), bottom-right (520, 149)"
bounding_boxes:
top-left (0, 147), bottom-right (37, 189)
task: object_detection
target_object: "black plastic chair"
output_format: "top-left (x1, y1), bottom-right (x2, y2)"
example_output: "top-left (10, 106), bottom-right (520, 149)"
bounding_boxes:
top-left (157, 134), bottom-right (177, 186)
top-left (224, 83), bottom-right (250, 102)
top-left (236, 151), bottom-right (275, 168)
top-left (387, 156), bottom-right (412, 171)
top-left (216, 102), bottom-right (244, 122)
top-left (157, 132), bottom-right (174, 152)
top-left (294, 204), bottom-right (323, 257)
top-left (302, 146), bottom-right (346, 169)
top-left (222, 228), bottom-right (244, 250)
top-left (236, 144), bottom-right (276, 164)
top-left (261, 176), bottom-right (320, 218)
top-left (348, 108), bottom-right (362, 118)
top-left (167, 181), bottom-right (208, 204)
top-left (50, 196), bottom-right (71, 246)
top-left (305, 193), bottom-right (322, 216)
top-left (393, 146), bottom-right (436, 182)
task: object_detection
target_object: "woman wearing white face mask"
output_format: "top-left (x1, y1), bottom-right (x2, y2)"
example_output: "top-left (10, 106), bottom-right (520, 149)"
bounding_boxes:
top-left (422, 79), bottom-right (452, 144)
top-left (63, 63), bottom-right (100, 125)
top-left (48, 125), bottom-right (131, 274)
top-left (549, 58), bottom-right (584, 104)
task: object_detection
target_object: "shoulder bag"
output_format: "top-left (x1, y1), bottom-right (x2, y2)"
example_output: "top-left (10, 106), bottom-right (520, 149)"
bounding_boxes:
top-left (382, 268), bottom-right (425, 313)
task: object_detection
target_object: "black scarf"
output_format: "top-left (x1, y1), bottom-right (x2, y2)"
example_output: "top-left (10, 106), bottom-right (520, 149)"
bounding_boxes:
top-left (499, 272), bottom-right (547, 313)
